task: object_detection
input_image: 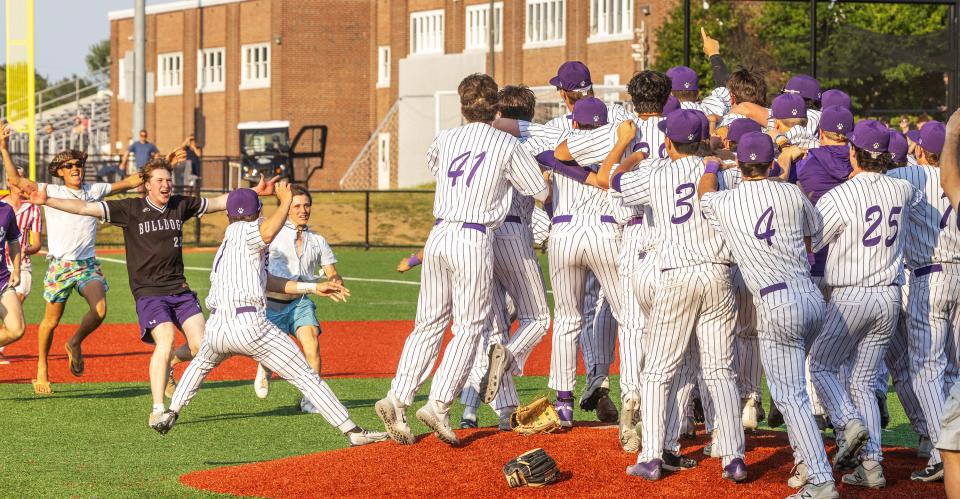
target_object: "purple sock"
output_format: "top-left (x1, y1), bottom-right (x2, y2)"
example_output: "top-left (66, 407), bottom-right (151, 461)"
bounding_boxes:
top-left (557, 390), bottom-right (573, 401)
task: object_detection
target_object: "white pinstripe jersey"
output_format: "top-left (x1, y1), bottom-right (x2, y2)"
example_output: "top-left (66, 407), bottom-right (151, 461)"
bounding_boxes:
top-left (679, 87), bottom-right (731, 117)
top-left (701, 180), bottom-right (821, 295)
top-left (887, 165), bottom-right (960, 268)
top-left (614, 156), bottom-right (739, 267)
top-left (505, 136), bottom-right (554, 224)
top-left (630, 115), bottom-right (669, 161)
top-left (545, 102), bottom-right (632, 130)
top-left (428, 122), bottom-right (546, 228)
top-left (785, 109), bottom-right (822, 149)
top-left (531, 204), bottom-right (551, 246)
top-left (207, 221), bottom-right (268, 311)
top-left (813, 172), bottom-right (922, 287)
top-left (720, 111), bottom-right (775, 131)
top-left (564, 124), bottom-right (639, 225)
top-left (522, 124), bottom-right (610, 217)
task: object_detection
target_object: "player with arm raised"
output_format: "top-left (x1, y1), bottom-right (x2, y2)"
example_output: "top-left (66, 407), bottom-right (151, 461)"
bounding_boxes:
top-left (252, 184), bottom-right (344, 413)
top-left (809, 120), bottom-right (921, 487)
top-left (698, 132), bottom-right (837, 499)
top-left (375, 74), bottom-right (547, 446)
top-left (149, 184), bottom-right (386, 446)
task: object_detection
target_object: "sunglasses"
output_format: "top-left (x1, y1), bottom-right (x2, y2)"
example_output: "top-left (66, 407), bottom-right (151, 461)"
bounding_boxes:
top-left (58, 161), bottom-right (83, 170)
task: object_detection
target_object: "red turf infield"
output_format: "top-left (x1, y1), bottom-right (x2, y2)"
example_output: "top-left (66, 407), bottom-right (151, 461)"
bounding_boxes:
top-left (0, 321), bottom-right (608, 384)
top-left (179, 426), bottom-right (944, 498)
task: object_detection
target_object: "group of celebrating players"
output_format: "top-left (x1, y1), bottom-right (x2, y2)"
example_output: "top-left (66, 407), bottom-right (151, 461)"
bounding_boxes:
top-left (373, 33), bottom-right (960, 499)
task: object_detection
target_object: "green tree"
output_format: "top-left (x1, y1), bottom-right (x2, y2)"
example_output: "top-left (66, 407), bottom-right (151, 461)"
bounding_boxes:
top-left (86, 40), bottom-right (110, 73)
top-left (653, 0), bottom-right (742, 90)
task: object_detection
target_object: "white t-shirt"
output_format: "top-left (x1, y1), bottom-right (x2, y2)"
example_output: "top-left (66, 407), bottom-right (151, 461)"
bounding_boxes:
top-left (41, 183), bottom-right (112, 260)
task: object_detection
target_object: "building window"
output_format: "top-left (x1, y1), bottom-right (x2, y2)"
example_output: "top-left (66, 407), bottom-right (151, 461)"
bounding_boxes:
top-left (156, 52), bottom-right (183, 95)
top-left (466, 3), bottom-right (503, 52)
top-left (589, 0), bottom-right (633, 41)
top-left (377, 133), bottom-right (391, 190)
top-left (377, 46), bottom-right (391, 88)
top-left (410, 9), bottom-right (445, 55)
top-left (118, 58), bottom-right (129, 101)
top-left (525, 0), bottom-right (565, 48)
top-left (241, 43), bottom-right (270, 89)
top-left (197, 47), bottom-right (225, 92)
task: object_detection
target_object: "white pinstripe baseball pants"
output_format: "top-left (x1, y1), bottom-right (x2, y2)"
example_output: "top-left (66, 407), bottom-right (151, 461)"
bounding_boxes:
top-left (637, 264), bottom-right (743, 465)
top-left (908, 267), bottom-right (960, 465)
top-left (389, 222), bottom-right (493, 408)
top-left (461, 222), bottom-right (550, 410)
top-left (169, 311), bottom-right (355, 432)
top-left (616, 224), bottom-right (650, 398)
top-left (884, 287), bottom-right (928, 437)
top-left (548, 219), bottom-right (623, 392)
top-left (732, 266), bottom-right (762, 402)
top-left (755, 280), bottom-right (832, 484)
top-left (811, 286), bottom-right (900, 462)
top-left (580, 274), bottom-right (618, 383)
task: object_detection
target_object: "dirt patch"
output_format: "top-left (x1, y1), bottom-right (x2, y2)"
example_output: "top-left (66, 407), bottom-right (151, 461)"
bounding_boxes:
top-left (179, 427), bottom-right (941, 498)
top-left (0, 321), bottom-right (601, 384)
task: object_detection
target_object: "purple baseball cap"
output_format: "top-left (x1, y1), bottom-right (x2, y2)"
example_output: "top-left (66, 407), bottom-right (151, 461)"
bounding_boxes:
top-left (888, 130), bottom-right (909, 164)
top-left (917, 121), bottom-right (946, 155)
top-left (666, 66), bottom-right (699, 91)
top-left (727, 118), bottom-right (762, 143)
top-left (738, 132), bottom-right (776, 163)
top-left (657, 109), bottom-right (705, 144)
top-left (821, 89), bottom-right (852, 111)
top-left (572, 97), bottom-right (608, 127)
top-left (699, 113), bottom-right (710, 140)
top-left (771, 94), bottom-right (807, 120)
top-left (818, 106), bottom-right (854, 135)
top-left (227, 188), bottom-right (262, 218)
top-left (783, 74), bottom-right (821, 102)
top-left (549, 61), bottom-right (592, 92)
top-left (849, 120), bottom-right (891, 154)
top-left (663, 95), bottom-right (681, 114)
top-left (906, 129), bottom-right (921, 144)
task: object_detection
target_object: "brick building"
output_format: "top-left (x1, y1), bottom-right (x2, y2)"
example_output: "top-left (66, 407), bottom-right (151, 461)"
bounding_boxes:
top-left (109, 0), bottom-right (675, 189)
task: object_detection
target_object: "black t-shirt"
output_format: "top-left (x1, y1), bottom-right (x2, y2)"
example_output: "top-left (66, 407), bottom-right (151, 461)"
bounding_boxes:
top-left (100, 195), bottom-right (208, 299)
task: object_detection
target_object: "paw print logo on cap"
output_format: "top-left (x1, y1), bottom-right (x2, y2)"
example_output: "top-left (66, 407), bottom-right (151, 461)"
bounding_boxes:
top-left (837, 123), bottom-right (844, 131)
top-left (593, 115), bottom-right (600, 124)
top-left (791, 108), bottom-right (799, 116)
top-left (873, 142), bottom-right (880, 150)
top-left (749, 153), bottom-right (757, 160)
top-left (238, 208), bottom-right (245, 214)
top-left (687, 133), bottom-right (695, 141)
top-left (684, 82), bottom-right (691, 89)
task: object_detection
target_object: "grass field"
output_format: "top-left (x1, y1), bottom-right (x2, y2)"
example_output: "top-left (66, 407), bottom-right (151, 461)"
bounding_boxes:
top-left (2, 248), bottom-right (925, 496)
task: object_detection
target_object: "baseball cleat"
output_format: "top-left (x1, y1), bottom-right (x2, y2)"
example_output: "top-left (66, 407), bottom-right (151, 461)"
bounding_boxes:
top-left (767, 402), bottom-right (784, 428)
top-left (347, 428), bottom-right (390, 447)
top-left (498, 408), bottom-right (515, 432)
top-left (788, 461), bottom-right (809, 488)
top-left (416, 402), bottom-right (459, 446)
top-left (150, 410), bottom-right (179, 435)
top-left (596, 392), bottom-right (619, 423)
top-left (877, 391), bottom-right (889, 429)
top-left (787, 481), bottom-right (839, 499)
top-left (662, 451), bottom-right (697, 471)
top-left (164, 367), bottom-right (177, 399)
top-left (703, 442), bottom-right (714, 457)
top-left (911, 462), bottom-right (944, 482)
top-left (619, 396), bottom-right (641, 452)
top-left (555, 397), bottom-right (574, 428)
top-left (579, 376), bottom-right (607, 411)
top-left (703, 430), bottom-right (720, 458)
top-left (299, 397), bottom-right (321, 414)
top-left (374, 396), bottom-right (414, 445)
top-left (741, 397), bottom-right (759, 430)
top-left (755, 398), bottom-right (766, 423)
top-left (479, 343), bottom-right (511, 404)
top-left (626, 459), bottom-right (662, 481)
top-left (842, 462), bottom-right (886, 488)
top-left (254, 363), bottom-right (271, 399)
top-left (722, 457), bottom-right (748, 483)
top-left (692, 397), bottom-right (705, 424)
top-left (680, 416), bottom-right (697, 439)
top-left (918, 436), bottom-right (933, 459)
top-left (831, 418), bottom-right (868, 467)
top-left (459, 415), bottom-right (478, 429)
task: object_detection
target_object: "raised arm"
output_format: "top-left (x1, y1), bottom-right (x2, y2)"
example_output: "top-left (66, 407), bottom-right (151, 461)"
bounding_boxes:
top-left (266, 273), bottom-right (350, 302)
top-left (206, 174), bottom-right (278, 213)
top-left (943, 108), bottom-right (960, 209)
top-left (29, 185), bottom-right (104, 217)
top-left (702, 27), bottom-right (729, 87)
top-left (730, 102), bottom-right (770, 127)
top-left (0, 125), bottom-right (37, 192)
top-left (259, 181), bottom-right (294, 245)
top-left (594, 120), bottom-right (638, 189)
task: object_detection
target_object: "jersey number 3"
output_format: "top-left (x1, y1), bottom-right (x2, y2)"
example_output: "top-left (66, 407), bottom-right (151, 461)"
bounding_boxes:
top-left (448, 151), bottom-right (486, 187)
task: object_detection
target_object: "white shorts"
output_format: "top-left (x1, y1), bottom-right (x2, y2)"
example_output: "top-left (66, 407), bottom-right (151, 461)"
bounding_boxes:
top-left (14, 268), bottom-right (31, 298)
top-left (939, 382), bottom-right (960, 451)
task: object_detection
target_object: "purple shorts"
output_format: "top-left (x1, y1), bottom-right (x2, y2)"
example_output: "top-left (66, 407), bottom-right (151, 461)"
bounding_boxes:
top-left (135, 291), bottom-right (203, 344)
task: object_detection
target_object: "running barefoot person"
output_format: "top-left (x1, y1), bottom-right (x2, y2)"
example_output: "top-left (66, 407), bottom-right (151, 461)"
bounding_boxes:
top-left (1, 123), bottom-right (143, 394)
top-left (30, 156), bottom-right (276, 426)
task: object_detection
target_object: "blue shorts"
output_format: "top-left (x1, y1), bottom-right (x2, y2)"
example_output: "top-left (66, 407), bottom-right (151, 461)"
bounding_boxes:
top-left (265, 297), bottom-right (321, 336)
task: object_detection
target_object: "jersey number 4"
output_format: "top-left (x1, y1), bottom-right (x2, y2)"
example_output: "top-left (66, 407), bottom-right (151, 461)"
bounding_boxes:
top-left (448, 151), bottom-right (486, 187)
top-left (754, 207), bottom-right (776, 246)
top-left (862, 205), bottom-right (902, 247)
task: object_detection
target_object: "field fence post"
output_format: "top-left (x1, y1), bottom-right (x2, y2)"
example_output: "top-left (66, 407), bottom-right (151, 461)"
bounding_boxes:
top-left (364, 190), bottom-right (371, 250)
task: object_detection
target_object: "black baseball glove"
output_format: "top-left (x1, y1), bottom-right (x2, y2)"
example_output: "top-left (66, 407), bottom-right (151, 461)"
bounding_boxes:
top-left (502, 448), bottom-right (560, 487)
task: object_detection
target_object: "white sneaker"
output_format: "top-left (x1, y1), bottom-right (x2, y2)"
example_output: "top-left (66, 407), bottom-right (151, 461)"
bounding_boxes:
top-left (619, 395), bottom-right (641, 452)
top-left (299, 398), bottom-right (321, 414)
top-left (416, 401), bottom-right (459, 445)
top-left (842, 462), bottom-right (886, 488)
top-left (787, 481), bottom-right (839, 499)
top-left (254, 363), bottom-right (271, 399)
top-left (374, 395), bottom-right (413, 445)
top-left (347, 428), bottom-right (390, 446)
top-left (741, 397), bottom-right (758, 430)
top-left (832, 418), bottom-right (868, 466)
top-left (788, 461), bottom-right (809, 488)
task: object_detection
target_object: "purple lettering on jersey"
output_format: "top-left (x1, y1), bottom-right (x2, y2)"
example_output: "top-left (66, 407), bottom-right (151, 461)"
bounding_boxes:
top-left (885, 206), bottom-right (903, 247)
top-left (447, 152), bottom-right (471, 187)
top-left (465, 152), bottom-right (486, 187)
top-left (634, 142), bottom-right (649, 155)
top-left (862, 205), bottom-right (883, 247)
top-left (754, 207), bottom-right (776, 246)
top-left (940, 193), bottom-right (960, 230)
top-left (658, 143), bottom-right (668, 159)
top-left (671, 183), bottom-right (696, 224)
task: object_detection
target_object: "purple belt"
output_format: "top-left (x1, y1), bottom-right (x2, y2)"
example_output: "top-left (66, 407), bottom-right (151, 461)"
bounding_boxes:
top-left (434, 218), bottom-right (487, 233)
top-left (552, 215), bottom-right (616, 224)
top-left (627, 216), bottom-right (644, 227)
top-left (914, 264), bottom-right (943, 277)
top-left (759, 282), bottom-right (787, 298)
top-left (504, 216), bottom-right (523, 223)
top-left (211, 306), bottom-right (257, 315)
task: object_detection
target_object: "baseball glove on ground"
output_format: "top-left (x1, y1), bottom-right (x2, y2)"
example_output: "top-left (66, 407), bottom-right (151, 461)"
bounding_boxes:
top-left (503, 448), bottom-right (560, 487)
top-left (510, 397), bottom-right (562, 435)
